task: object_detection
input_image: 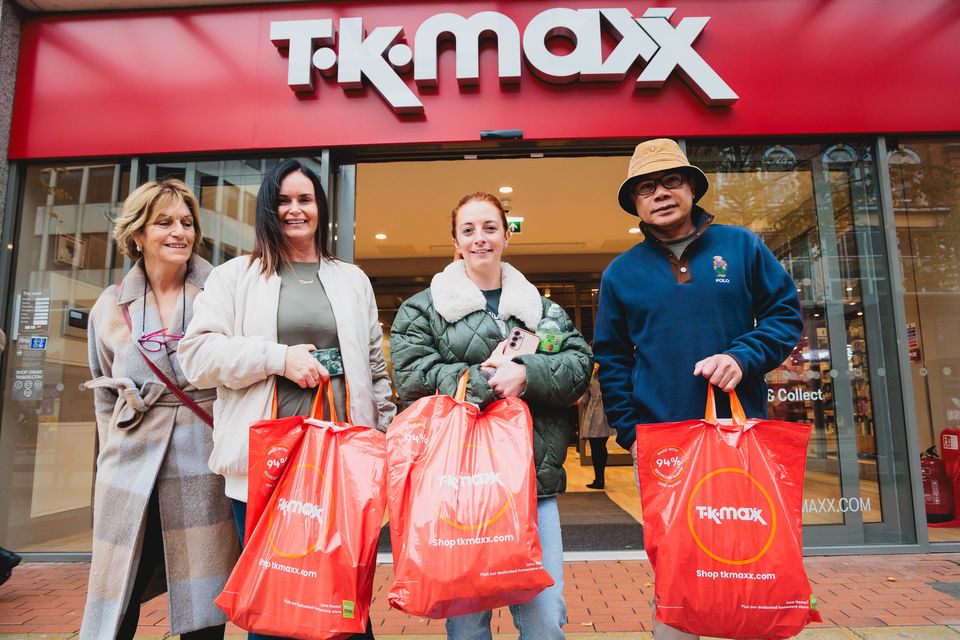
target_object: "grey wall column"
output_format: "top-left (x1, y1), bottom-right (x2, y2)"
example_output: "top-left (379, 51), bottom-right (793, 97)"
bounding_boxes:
top-left (0, 0), bottom-right (21, 233)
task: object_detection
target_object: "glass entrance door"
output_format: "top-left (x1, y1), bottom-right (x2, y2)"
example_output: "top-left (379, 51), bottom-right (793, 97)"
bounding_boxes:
top-left (688, 141), bottom-right (916, 546)
top-left (348, 140), bottom-right (917, 551)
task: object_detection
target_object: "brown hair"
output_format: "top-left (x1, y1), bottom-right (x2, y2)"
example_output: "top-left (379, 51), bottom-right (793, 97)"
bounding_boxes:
top-left (250, 159), bottom-right (330, 275)
top-left (113, 179), bottom-right (203, 259)
top-left (450, 192), bottom-right (509, 260)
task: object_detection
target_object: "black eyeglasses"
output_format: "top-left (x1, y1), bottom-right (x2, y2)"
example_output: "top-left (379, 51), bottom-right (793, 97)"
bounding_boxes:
top-left (633, 172), bottom-right (685, 198)
top-left (138, 328), bottom-right (183, 354)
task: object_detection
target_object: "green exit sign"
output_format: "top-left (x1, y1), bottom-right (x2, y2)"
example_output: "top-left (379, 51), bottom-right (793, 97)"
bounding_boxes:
top-left (507, 216), bottom-right (524, 234)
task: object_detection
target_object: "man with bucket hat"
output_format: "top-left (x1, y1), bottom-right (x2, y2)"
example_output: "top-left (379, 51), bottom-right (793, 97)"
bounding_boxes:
top-left (593, 139), bottom-right (803, 639)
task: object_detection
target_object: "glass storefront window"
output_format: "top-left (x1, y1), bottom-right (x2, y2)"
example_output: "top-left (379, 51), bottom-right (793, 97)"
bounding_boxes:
top-left (890, 138), bottom-right (960, 542)
top-left (0, 163), bottom-right (130, 553)
top-left (0, 157), bottom-right (324, 554)
top-left (689, 141), bottom-right (915, 545)
top-left (0, 145), bottom-right (920, 554)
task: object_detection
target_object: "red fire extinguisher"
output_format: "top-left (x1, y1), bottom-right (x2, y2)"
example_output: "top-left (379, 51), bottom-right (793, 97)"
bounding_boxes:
top-left (940, 428), bottom-right (960, 508)
top-left (922, 446), bottom-right (954, 523)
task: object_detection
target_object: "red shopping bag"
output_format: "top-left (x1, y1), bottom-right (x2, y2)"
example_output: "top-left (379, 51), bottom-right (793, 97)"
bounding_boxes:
top-left (634, 386), bottom-right (821, 640)
top-left (386, 372), bottom-right (554, 619)
top-left (245, 413), bottom-right (307, 545)
top-left (216, 383), bottom-right (387, 639)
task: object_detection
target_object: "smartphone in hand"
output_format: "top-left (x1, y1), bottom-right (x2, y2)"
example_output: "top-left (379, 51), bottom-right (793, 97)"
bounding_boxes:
top-left (501, 327), bottom-right (540, 357)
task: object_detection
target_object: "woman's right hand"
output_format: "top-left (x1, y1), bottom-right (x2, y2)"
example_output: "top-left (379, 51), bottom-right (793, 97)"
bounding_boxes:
top-left (283, 344), bottom-right (329, 389)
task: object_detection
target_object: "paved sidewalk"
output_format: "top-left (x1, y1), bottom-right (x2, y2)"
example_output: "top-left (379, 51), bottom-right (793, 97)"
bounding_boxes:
top-left (2, 554), bottom-right (960, 638)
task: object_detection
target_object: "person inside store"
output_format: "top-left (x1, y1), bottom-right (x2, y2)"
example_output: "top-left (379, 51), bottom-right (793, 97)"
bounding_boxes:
top-left (581, 363), bottom-right (616, 490)
top-left (389, 191), bottom-right (594, 640)
top-left (79, 180), bottom-right (239, 640)
top-left (592, 139), bottom-right (803, 639)
top-left (178, 159), bottom-right (395, 640)
top-left (0, 329), bottom-right (22, 589)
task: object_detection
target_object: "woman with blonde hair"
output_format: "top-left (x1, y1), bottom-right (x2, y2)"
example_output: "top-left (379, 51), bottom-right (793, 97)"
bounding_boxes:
top-left (390, 191), bottom-right (594, 639)
top-left (179, 159), bottom-right (395, 640)
top-left (80, 179), bottom-right (238, 640)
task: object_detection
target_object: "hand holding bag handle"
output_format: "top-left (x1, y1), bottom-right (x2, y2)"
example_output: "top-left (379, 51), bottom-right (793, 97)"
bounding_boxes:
top-left (703, 384), bottom-right (747, 426)
top-left (271, 376), bottom-right (351, 423)
top-left (704, 385), bottom-right (750, 446)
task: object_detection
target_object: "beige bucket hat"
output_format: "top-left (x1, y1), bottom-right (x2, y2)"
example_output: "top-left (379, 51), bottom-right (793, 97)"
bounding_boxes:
top-left (617, 139), bottom-right (709, 215)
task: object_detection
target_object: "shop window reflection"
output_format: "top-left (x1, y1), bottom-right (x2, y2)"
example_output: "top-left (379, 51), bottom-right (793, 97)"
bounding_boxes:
top-left (0, 157), bottom-right (317, 554)
top-left (890, 139), bottom-right (960, 541)
top-left (689, 142), bottom-right (912, 539)
top-left (0, 163), bottom-right (129, 553)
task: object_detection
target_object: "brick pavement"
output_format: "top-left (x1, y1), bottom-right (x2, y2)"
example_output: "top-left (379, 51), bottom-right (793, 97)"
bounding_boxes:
top-left (2, 555), bottom-right (960, 638)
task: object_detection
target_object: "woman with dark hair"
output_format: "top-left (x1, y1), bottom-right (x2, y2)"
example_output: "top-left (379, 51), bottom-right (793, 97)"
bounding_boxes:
top-left (179, 159), bottom-right (395, 640)
top-left (390, 191), bottom-right (593, 639)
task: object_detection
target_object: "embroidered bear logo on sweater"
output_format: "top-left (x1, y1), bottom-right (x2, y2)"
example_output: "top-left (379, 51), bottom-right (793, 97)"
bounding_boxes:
top-left (713, 256), bottom-right (730, 283)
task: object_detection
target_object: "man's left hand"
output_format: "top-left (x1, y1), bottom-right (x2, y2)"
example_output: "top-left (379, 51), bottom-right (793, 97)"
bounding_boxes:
top-left (693, 354), bottom-right (742, 392)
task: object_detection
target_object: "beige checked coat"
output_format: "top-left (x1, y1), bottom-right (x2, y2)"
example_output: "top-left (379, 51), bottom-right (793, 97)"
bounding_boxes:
top-left (79, 255), bottom-right (239, 639)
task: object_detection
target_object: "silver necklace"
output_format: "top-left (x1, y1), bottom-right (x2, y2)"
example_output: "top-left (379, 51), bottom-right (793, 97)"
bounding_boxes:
top-left (292, 262), bottom-right (319, 285)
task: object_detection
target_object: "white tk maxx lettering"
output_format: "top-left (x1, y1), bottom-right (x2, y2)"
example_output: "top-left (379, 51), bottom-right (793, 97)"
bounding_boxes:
top-left (696, 506), bottom-right (768, 526)
top-left (269, 7), bottom-right (737, 113)
top-left (437, 472), bottom-right (504, 489)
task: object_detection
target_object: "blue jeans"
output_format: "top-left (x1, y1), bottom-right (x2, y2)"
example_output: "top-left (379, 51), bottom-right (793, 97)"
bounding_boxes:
top-left (229, 499), bottom-right (374, 640)
top-left (445, 496), bottom-right (567, 640)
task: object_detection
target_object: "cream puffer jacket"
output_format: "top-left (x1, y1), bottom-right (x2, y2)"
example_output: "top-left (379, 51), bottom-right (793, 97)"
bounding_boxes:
top-left (179, 256), bottom-right (396, 502)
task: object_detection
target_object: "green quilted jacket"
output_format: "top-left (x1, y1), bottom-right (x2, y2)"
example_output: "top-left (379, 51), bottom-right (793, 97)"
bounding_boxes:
top-left (390, 261), bottom-right (594, 497)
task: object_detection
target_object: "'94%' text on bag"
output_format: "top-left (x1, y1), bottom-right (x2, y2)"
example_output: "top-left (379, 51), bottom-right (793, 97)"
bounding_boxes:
top-left (635, 386), bottom-right (821, 640)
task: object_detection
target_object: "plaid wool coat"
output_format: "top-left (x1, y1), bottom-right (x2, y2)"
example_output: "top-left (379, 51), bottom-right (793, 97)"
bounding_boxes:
top-left (79, 255), bottom-right (239, 639)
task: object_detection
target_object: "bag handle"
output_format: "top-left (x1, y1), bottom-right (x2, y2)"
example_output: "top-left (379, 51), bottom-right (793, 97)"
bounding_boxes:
top-left (454, 369), bottom-right (470, 402)
top-left (271, 377), bottom-right (343, 422)
top-left (704, 384), bottom-right (747, 427)
top-left (116, 283), bottom-right (214, 429)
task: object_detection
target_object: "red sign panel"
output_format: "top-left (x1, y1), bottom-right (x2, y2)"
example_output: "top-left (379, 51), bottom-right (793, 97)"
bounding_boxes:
top-left (9, 0), bottom-right (960, 159)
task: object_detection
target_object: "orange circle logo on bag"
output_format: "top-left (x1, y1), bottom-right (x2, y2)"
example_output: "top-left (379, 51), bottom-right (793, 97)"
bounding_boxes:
top-left (650, 446), bottom-right (687, 484)
top-left (432, 445), bottom-right (514, 531)
top-left (686, 467), bottom-right (777, 566)
top-left (268, 463), bottom-right (333, 559)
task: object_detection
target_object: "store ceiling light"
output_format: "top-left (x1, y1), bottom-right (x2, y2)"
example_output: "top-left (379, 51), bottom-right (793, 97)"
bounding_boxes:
top-left (499, 186), bottom-right (514, 194)
top-left (629, 227), bottom-right (642, 234)
top-left (375, 233), bottom-right (387, 240)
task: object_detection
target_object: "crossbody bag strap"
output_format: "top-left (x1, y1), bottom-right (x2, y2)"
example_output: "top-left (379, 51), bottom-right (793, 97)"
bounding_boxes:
top-left (116, 283), bottom-right (214, 428)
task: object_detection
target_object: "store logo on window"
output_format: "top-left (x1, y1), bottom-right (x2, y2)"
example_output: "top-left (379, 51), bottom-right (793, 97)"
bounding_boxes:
top-left (269, 7), bottom-right (738, 113)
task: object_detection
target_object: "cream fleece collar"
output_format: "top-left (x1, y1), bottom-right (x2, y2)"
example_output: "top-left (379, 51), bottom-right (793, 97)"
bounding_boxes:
top-left (430, 260), bottom-right (544, 330)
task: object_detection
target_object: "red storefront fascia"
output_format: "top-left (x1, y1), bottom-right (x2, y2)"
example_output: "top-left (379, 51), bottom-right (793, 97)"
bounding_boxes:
top-left (8, 0), bottom-right (960, 160)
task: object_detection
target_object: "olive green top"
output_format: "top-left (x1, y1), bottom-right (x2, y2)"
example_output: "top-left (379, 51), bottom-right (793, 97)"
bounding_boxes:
top-left (276, 261), bottom-right (348, 422)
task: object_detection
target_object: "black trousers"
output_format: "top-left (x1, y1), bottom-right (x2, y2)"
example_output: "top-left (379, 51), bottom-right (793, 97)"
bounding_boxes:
top-left (588, 437), bottom-right (609, 483)
top-left (116, 489), bottom-right (225, 640)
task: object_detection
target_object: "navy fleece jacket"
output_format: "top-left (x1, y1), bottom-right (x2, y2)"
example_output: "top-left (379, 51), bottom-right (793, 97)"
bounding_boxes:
top-left (593, 208), bottom-right (803, 450)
